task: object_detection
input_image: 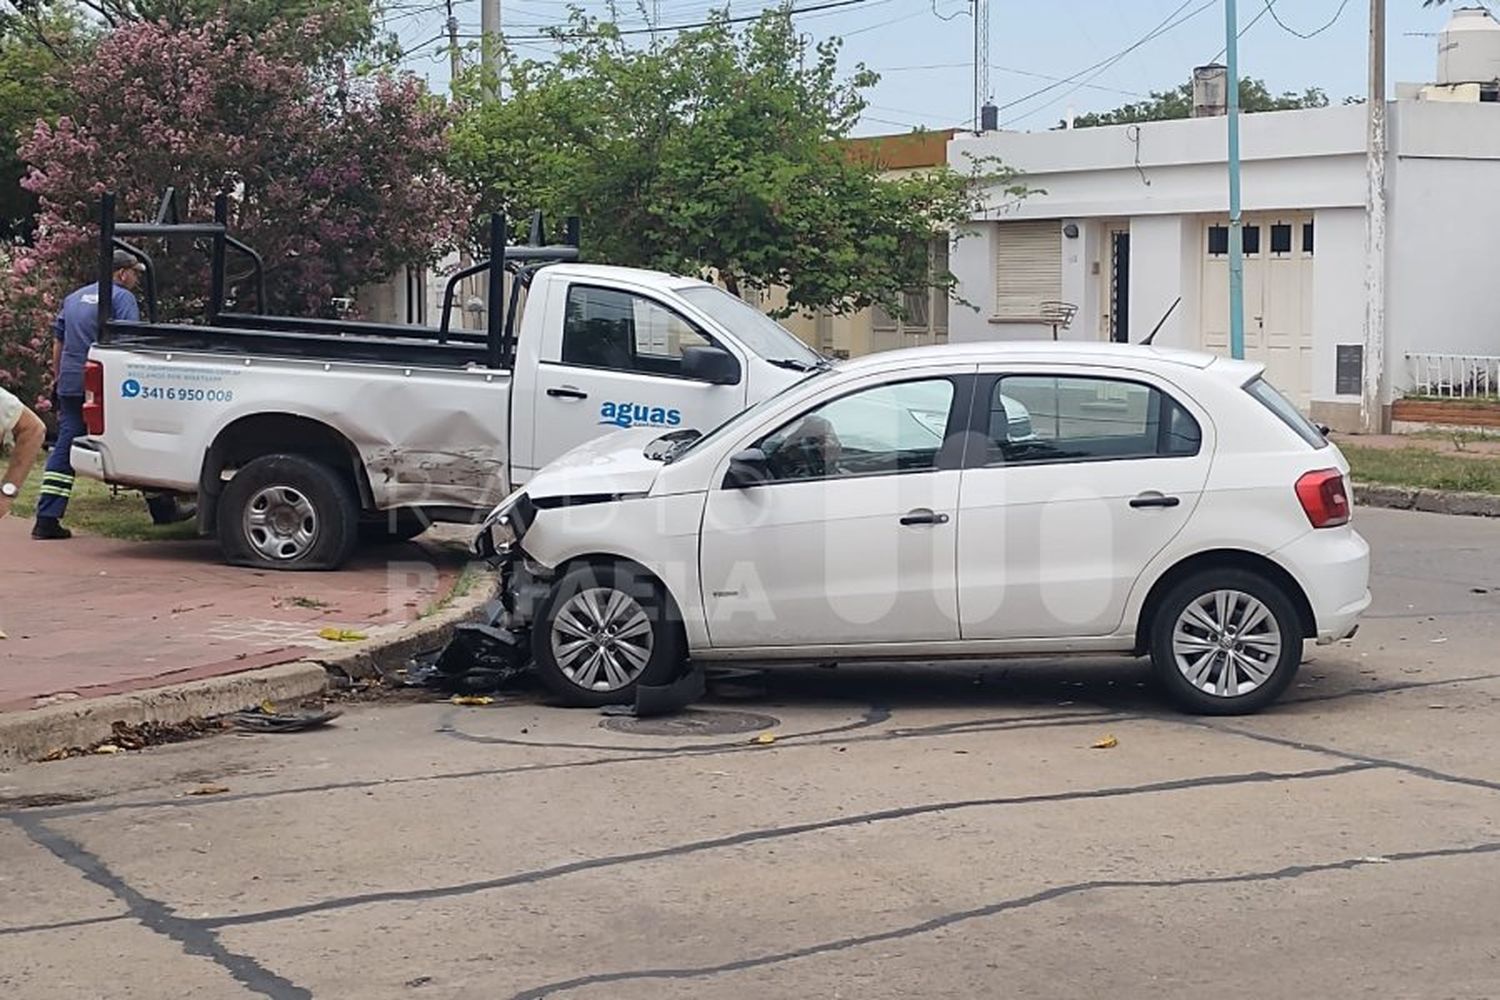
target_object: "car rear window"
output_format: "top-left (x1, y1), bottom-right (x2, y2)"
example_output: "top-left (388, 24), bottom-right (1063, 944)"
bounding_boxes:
top-left (1245, 377), bottom-right (1327, 448)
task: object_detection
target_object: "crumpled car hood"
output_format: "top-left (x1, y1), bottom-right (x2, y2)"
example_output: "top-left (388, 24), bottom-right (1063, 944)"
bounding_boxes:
top-left (522, 427), bottom-right (669, 500)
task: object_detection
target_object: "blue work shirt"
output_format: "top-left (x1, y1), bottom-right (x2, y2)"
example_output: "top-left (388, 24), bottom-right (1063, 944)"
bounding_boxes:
top-left (53, 282), bottom-right (139, 396)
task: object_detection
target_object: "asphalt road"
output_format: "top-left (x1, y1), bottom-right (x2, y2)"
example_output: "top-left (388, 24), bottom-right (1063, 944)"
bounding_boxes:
top-left (3, 506), bottom-right (1499, 1000)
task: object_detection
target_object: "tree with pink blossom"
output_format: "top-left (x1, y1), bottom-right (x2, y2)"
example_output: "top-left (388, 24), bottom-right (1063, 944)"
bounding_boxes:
top-left (2, 15), bottom-right (470, 410)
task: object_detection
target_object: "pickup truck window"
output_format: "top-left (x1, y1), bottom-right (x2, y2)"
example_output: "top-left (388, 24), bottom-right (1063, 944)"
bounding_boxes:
top-left (562, 285), bottom-right (716, 377)
top-left (676, 285), bottom-right (823, 367)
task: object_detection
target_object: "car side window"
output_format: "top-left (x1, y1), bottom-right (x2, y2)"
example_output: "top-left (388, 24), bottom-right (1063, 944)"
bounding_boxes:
top-left (985, 375), bottom-right (1201, 466)
top-left (755, 378), bottom-right (956, 482)
top-left (561, 285), bottom-right (714, 377)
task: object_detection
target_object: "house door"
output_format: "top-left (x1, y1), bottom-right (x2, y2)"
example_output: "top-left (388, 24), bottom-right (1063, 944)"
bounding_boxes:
top-left (1200, 215), bottom-right (1315, 408)
top-left (1109, 230), bottom-right (1131, 343)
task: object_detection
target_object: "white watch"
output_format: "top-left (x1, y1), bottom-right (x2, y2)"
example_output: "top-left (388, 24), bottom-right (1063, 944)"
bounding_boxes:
top-left (0, 482), bottom-right (17, 498)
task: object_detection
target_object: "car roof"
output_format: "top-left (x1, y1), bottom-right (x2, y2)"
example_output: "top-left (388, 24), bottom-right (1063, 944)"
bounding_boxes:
top-left (835, 340), bottom-right (1261, 380)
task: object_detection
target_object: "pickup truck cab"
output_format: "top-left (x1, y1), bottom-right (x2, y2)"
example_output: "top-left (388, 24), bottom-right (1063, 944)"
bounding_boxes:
top-left (72, 196), bottom-right (821, 570)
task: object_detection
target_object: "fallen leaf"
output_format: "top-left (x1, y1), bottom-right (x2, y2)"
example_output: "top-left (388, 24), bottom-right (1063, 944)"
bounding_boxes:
top-left (318, 627), bottom-right (367, 642)
top-left (753, 732), bottom-right (776, 745)
top-left (1090, 735), bottom-right (1119, 750)
top-left (259, 699), bottom-right (277, 714)
top-left (188, 784), bottom-right (230, 796)
top-left (94, 744), bottom-right (121, 754)
top-left (449, 695), bottom-right (494, 706)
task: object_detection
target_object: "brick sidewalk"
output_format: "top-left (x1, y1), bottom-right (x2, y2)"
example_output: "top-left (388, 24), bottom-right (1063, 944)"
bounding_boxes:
top-left (0, 519), bottom-right (472, 712)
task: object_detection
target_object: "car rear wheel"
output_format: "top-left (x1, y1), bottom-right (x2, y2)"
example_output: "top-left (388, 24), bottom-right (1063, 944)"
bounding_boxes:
top-left (531, 562), bottom-right (684, 706)
top-left (1149, 568), bottom-right (1302, 715)
top-left (217, 454), bottom-right (359, 571)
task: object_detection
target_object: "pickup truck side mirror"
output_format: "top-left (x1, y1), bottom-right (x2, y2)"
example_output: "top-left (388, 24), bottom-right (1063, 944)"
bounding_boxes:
top-left (682, 345), bottom-right (741, 386)
top-left (723, 447), bottom-right (769, 489)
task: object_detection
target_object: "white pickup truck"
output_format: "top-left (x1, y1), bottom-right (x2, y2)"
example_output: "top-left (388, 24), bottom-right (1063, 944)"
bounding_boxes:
top-left (71, 197), bottom-right (823, 569)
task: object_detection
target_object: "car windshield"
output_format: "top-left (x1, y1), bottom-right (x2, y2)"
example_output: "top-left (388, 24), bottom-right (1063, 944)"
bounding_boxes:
top-left (676, 285), bottom-right (825, 369)
top-left (664, 369), bottom-right (832, 462)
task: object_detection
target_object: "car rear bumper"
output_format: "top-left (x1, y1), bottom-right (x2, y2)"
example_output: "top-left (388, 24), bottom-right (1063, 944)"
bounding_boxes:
top-left (1271, 525), bottom-right (1371, 643)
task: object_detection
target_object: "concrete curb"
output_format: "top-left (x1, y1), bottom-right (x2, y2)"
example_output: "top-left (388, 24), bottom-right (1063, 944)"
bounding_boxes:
top-left (0, 661), bottom-right (329, 766)
top-left (0, 577), bottom-right (501, 766)
top-left (311, 579), bottom-right (501, 681)
top-left (1353, 482), bottom-right (1500, 518)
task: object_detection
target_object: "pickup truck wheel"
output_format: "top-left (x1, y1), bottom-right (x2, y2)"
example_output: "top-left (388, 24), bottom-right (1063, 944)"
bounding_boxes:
top-left (218, 454), bottom-right (358, 571)
top-left (532, 563), bottom-right (684, 707)
top-left (1149, 568), bottom-right (1302, 716)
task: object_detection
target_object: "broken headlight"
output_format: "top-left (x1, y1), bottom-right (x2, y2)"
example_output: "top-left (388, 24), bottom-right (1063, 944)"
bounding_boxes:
top-left (473, 487), bottom-right (532, 561)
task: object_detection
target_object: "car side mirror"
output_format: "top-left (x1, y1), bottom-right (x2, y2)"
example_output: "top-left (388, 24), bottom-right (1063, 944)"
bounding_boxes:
top-left (722, 447), bottom-right (769, 489)
top-left (682, 345), bottom-right (741, 385)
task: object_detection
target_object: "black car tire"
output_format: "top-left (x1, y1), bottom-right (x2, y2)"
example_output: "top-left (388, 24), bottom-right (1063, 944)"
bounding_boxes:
top-left (1150, 568), bottom-right (1302, 715)
top-left (531, 562), bottom-right (685, 706)
top-left (217, 453), bottom-right (359, 571)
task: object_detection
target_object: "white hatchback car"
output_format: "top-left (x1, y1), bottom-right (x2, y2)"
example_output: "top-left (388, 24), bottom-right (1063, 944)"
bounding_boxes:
top-left (477, 342), bottom-right (1370, 715)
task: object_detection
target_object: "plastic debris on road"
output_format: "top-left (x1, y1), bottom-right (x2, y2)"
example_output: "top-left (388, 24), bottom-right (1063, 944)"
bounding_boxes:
top-left (230, 705), bottom-right (342, 733)
top-left (318, 627), bottom-right (367, 642)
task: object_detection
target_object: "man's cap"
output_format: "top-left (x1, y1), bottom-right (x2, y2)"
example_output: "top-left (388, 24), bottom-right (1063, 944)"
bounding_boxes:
top-left (111, 249), bottom-right (145, 271)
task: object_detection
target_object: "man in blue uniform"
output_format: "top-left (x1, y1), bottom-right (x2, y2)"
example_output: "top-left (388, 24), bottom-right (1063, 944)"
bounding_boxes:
top-left (33, 252), bottom-right (189, 539)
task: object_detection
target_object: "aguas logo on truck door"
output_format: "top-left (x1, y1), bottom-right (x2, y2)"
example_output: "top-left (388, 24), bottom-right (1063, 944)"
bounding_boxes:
top-left (599, 401), bottom-right (682, 429)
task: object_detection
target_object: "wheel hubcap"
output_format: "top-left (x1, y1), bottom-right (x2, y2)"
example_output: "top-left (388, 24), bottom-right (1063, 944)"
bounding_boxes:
top-left (244, 486), bottom-right (319, 562)
top-left (550, 587), bottom-right (654, 692)
top-left (1172, 589), bottom-right (1283, 698)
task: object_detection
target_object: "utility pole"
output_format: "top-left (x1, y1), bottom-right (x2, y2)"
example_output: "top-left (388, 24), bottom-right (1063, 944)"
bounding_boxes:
top-left (1225, 0), bottom-right (1246, 361)
top-left (481, 0), bottom-right (502, 100)
top-left (1362, 0), bottom-right (1388, 432)
top-left (445, 0), bottom-right (462, 94)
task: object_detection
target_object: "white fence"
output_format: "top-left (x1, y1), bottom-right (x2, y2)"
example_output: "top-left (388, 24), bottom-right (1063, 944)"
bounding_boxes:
top-left (1406, 353), bottom-right (1500, 399)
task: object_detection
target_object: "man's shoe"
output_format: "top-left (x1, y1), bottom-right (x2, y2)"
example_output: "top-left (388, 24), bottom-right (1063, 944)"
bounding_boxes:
top-left (32, 519), bottom-right (73, 540)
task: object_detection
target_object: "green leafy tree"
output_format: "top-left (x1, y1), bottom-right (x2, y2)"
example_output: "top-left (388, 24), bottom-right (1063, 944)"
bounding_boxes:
top-left (1066, 78), bottom-right (1329, 129)
top-left (451, 11), bottom-right (1020, 318)
top-left (0, 5), bottom-right (89, 239)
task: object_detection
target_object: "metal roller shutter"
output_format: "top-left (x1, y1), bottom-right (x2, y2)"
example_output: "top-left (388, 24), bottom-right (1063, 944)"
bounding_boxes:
top-left (994, 221), bottom-right (1061, 321)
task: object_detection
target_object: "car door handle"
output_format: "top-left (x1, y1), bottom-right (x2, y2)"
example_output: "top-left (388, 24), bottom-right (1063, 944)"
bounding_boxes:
top-left (546, 386), bottom-right (588, 400)
top-left (900, 508), bottom-right (950, 526)
top-left (1129, 492), bottom-right (1181, 509)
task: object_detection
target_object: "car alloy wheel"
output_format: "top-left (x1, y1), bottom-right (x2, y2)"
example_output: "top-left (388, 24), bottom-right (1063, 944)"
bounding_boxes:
top-left (1170, 589), bottom-right (1283, 698)
top-left (548, 586), bottom-right (656, 692)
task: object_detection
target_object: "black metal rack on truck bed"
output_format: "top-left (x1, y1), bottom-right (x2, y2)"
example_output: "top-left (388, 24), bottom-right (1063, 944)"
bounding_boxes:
top-left (95, 190), bottom-right (580, 370)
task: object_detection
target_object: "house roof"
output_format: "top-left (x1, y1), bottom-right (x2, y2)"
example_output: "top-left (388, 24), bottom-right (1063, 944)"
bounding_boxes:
top-left (844, 129), bottom-right (955, 170)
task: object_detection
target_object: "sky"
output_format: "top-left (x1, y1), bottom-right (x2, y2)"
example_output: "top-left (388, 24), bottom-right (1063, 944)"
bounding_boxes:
top-left (384, 0), bottom-right (1473, 136)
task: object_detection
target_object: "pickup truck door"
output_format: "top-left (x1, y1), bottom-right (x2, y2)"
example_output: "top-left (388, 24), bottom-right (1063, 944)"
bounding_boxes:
top-left (519, 281), bottom-right (751, 479)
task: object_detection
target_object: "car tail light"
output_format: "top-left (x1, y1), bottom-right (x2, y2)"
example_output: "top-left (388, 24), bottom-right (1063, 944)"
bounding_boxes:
top-left (1295, 468), bottom-right (1349, 528)
top-left (82, 360), bottom-right (105, 436)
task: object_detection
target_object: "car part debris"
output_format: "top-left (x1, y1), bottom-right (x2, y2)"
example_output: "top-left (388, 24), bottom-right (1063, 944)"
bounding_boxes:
top-left (230, 705), bottom-right (342, 733)
top-left (597, 661), bottom-right (707, 718)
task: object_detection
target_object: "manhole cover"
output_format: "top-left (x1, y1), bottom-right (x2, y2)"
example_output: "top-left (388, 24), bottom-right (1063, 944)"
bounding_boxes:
top-left (600, 708), bottom-right (781, 737)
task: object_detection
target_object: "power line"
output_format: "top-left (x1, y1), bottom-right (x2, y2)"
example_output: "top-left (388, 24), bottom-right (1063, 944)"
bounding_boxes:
top-left (997, 0), bottom-right (1216, 120)
top-left (1263, 0), bottom-right (1355, 40)
top-left (504, 0), bottom-right (891, 41)
top-left (872, 60), bottom-right (1149, 99)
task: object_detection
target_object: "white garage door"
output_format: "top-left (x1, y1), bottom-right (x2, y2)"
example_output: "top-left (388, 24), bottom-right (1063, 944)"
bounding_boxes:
top-left (1200, 214), bottom-right (1315, 408)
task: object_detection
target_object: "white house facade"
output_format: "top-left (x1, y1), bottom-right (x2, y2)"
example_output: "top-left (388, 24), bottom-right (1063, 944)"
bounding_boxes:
top-left (947, 97), bottom-right (1500, 430)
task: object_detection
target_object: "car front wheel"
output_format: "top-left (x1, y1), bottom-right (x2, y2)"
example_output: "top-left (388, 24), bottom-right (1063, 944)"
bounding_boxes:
top-left (531, 562), bottom-right (685, 706)
top-left (1149, 568), bottom-right (1303, 715)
